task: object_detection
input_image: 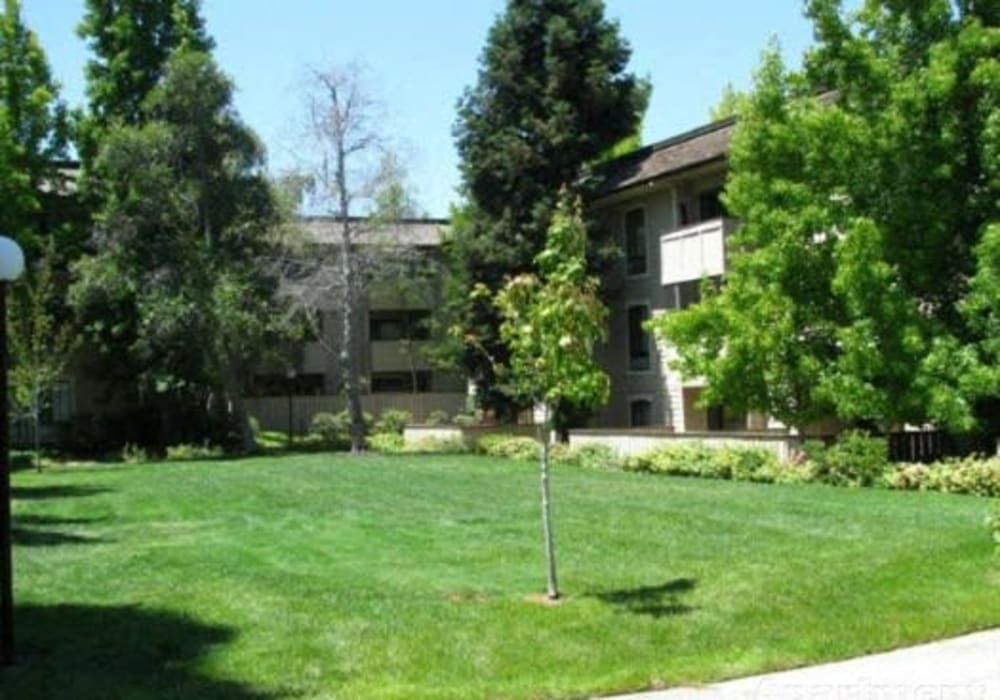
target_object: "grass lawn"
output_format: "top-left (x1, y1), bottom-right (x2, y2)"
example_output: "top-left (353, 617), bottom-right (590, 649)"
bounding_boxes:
top-left (3, 452), bottom-right (999, 699)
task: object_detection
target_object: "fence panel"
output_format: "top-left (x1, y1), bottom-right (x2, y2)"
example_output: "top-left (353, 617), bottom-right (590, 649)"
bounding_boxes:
top-left (245, 393), bottom-right (468, 433)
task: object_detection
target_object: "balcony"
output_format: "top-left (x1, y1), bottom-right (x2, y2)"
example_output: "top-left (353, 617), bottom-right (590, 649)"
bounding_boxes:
top-left (660, 217), bottom-right (738, 286)
top-left (370, 340), bottom-right (431, 372)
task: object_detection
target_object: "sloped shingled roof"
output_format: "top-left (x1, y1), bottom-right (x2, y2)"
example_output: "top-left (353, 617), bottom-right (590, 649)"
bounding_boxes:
top-left (300, 217), bottom-right (448, 247)
top-left (597, 117), bottom-right (735, 197)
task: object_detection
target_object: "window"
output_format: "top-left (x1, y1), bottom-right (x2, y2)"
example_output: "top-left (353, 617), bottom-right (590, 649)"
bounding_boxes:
top-left (624, 208), bottom-right (647, 275)
top-left (369, 310), bottom-right (430, 341)
top-left (707, 404), bottom-right (746, 431)
top-left (698, 187), bottom-right (727, 221)
top-left (627, 304), bottom-right (651, 372)
top-left (370, 371), bottom-right (432, 393)
top-left (630, 399), bottom-right (653, 427)
top-left (664, 276), bottom-right (721, 311)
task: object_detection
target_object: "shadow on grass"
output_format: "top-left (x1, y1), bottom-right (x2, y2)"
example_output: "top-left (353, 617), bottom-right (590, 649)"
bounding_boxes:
top-left (595, 577), bottom-right (697, 618)
top-left (2, 604), bottom-right (281, 699)
top-left (12, 515), bottom-right (110, 548)
top-left (11, 485), bottom-right (112, 501)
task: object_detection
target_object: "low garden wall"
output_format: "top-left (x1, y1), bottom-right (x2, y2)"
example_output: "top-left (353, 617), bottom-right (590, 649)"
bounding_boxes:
top-left (404, 423), bottom-right (538, 449)
top-left (568, 428), bottom-right (797, 462)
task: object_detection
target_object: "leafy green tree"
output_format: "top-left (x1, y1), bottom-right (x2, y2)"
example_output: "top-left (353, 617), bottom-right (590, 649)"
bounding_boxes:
top-left (495, 191), bottom-right (609, 599)
top-left (0, 0), bottom-right (70, 256)
top-left (9, 239), bottom-right (75, 469)
top-left (70, 49), bottom-right (285, 450)
top-left (446, 0), bottom-right (648, 410)
top-left (708, 81), bottom-right (749, 121)
top-left (652, 2), bottom-right (999, 436)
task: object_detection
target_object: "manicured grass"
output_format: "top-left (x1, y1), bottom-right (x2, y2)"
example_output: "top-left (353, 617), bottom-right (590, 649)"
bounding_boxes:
top-left (3, 453), bottom-right (999, 699)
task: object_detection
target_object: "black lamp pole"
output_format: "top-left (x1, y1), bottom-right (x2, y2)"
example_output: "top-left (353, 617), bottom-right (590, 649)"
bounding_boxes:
top-left (0, 280), bottom-right (13, 665)
top-left (0, 236), bottom-right (25, 666)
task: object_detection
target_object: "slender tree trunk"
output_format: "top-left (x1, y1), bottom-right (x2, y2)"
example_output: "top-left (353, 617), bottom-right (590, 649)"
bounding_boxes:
top-left (32, 410), bottom-right (40, 473)
top-left (338, 222), bottom-right (364, 454)
top-left (538, 405), bottom-right (559, 600)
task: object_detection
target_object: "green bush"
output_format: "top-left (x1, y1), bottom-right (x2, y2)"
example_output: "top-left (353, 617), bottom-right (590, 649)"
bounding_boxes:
top-left (554, 443), bottom-right (624, 471)
top-left (309, 410), bottom-right (374, 449)
top-left (367, 432), bottom-right (405, 453)
top-left (629, 443), bottom-right (721, 478)
top-left (425, 410), bottom-right (450, 426)
top-left (715, 446), bottom-right (780, 481)
top-left (120, 443), bottom-right (150, 464)
top-left (375, 410), bottom-right (412, 435)
top-left (165, 443), bottom-right (224, 461)
top-left (810, 430), bottom-right (888, 487)
top-left (452, 409), bottom-right (484, 428)
top-left (986, 500), bottom-right (1000, 545)
top-left (477, 434), bottom-right (540, 461)
top-left (884, 455), bottom-right (1000, 497)
top-left (403, 436), bottom-right (469, 454)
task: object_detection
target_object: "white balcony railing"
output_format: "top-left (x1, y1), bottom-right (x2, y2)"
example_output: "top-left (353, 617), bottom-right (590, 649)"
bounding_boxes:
top-left (660, 217), bottom-right (737, 286)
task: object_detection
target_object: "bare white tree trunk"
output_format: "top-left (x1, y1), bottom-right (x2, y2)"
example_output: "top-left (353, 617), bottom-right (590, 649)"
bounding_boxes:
top-left (538, 404), bottom-right (559, 599)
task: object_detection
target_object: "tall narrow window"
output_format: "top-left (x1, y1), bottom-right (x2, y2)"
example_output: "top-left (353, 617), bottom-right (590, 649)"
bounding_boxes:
top-left (627, 304), bottom-right (651, 372)
top-left (630, 399), bottom-right (653, 427)
top-left (698, 187), bottom-right (726, 221)
top-left (625, 208), bottom-right (647, 275)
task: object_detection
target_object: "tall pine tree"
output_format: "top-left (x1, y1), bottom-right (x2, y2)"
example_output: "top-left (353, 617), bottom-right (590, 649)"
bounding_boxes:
top-left (445, 0), bottom-right (647, 410)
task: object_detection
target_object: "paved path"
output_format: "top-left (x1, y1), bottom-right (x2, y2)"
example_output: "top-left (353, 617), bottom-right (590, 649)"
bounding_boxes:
top-left (604, 629), bottom-right (1000, 699)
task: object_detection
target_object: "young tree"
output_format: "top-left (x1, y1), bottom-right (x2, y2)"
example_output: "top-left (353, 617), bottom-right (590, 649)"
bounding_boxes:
top-left (495, 190), bottom-right (609, 599)
top-left (652, 2), bottom-right (999, 436)
top-left (280, 65), bottom-right (426, 453)
top-left (446, 0), bottom-right (648, 410)
top-left (70, 48), bottom-right (285, 451)
top-left (9, 241), bottom-right (75, 469)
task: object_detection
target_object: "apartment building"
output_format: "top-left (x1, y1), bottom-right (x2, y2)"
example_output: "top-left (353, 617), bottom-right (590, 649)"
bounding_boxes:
top-left (590, 116), bottom-right (771, 432)
top-left (249, 217), bottom-right (466, 402)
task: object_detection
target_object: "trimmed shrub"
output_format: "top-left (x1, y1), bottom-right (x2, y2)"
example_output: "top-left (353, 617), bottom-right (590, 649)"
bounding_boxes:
top-left (375, 410), bottom-right (412, 435)
top-left (884, 455), bottom-right (1000, 497)
top-left (165, 443), bottom-right (224, 461)
top-left (629, 443), bottom-right (721, 478)
top-left (810, 430), bottom-right (888, 487)
top-left (309, 410), bottom-right (374, 449)
top-left (425, 410), bottom-right (450, 426)
top-left (367, 432), bottom-right (405, 453)
top-left (452, 409), bottom-right (484, 428)
top-left (715, 446), bottom-right (780, 481)
top-left (986, 500), bottom-right (1000, 545)
top-left (120, 443), bottom-right (150, 464)
top-left (556, 443), bottom-right (625, 471)
top-left (477, 434), bottom-right (540, 461)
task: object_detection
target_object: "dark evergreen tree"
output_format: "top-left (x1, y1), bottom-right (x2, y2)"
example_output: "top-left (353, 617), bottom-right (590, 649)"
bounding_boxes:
top-left (445, 0), bottom-right (648, 409)
top-left (77, 0), bottom-right (212, 161)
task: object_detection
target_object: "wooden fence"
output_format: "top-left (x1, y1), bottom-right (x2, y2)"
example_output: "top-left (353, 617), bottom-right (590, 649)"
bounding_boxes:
top-left (245, 393), bottom-right (468, 433)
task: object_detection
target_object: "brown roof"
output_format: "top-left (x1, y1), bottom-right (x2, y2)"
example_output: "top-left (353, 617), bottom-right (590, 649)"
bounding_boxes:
top-left (300, 217), bottom-right (449, 247)
top-left (597, 118), bottom-right (735, 197)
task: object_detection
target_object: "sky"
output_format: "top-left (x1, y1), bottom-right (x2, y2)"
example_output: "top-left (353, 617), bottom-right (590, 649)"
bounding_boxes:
top-left (22, 1), bottom-right (820, 218)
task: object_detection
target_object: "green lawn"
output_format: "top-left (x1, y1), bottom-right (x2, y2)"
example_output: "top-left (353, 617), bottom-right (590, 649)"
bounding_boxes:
top-left (3, 453), bottom-right (999, 699)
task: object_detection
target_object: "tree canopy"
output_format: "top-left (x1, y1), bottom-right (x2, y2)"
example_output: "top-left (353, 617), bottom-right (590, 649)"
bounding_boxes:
top-left (445, 0), bottom-right (648, 410)
top-left (0, 0), bottom-right (70, 257)
top-left (653, 1), bottom-right (999, 436)
top-left (71, 41), bottom-right (285, 449)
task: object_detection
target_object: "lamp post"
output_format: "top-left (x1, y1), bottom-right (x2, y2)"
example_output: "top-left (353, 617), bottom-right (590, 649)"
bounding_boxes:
top-left (0, 236), bottom-right (24, 666)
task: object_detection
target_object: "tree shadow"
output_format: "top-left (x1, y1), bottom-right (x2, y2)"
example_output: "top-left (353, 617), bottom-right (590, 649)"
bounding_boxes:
top-left (1, 604), bottom-right (284, 699)
top-left (594, 577), bottom-right (697, 618)
top-left (11, 485), bottom-right (112, 501)
top-left (11, 528), bottom-right (107, 547)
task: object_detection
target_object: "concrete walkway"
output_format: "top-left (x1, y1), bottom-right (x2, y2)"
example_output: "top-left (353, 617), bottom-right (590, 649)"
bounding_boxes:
top-left (605, 629), bottom-right (1000, 699)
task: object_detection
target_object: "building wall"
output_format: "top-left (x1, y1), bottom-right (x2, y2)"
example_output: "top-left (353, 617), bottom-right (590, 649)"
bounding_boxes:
top-left (591, 165), bottom-right (730, 431)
